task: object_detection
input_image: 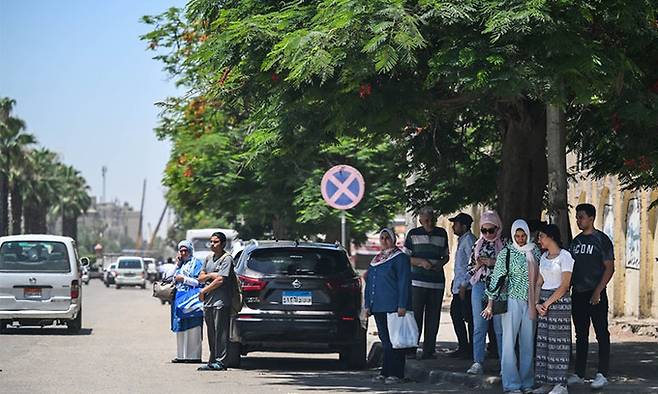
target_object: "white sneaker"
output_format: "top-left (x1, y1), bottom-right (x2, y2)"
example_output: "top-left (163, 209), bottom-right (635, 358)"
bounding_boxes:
top-left (591, 373), bottom-right (609, 389)
top-left (566, 374), bottom-right (584, 385)
top-left (466, 362), bottom-right (483, 375)
top-left (384, 376), bottom-right (401, 384)
top-left (548, 384), bottom-right (568, 394)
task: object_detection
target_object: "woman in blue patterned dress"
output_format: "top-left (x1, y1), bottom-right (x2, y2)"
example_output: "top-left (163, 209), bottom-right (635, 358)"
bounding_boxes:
top-left (166, 240), bottom-right (204, 363)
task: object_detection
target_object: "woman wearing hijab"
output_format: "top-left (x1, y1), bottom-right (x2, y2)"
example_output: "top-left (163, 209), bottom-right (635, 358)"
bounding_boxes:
top-left (166, 240), bottom-right (205, 363)
top-left (466, 210), bottom-right (504, 375)
top-left (533, 225), bottom-right (574, 394)
top-left (364, 228), bottom-right (412, 385)
top-left (483, 219), bottom-right (541, 393)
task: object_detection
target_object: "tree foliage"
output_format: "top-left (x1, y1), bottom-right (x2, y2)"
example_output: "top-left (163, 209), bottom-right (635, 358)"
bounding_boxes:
top-left (143, 0), bottom-right (658, 236)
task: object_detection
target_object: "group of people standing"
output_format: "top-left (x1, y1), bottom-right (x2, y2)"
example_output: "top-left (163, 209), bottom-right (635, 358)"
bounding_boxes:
top-left (165, 232), bottom-right (236, 371)
top-left (365, 204), bottom-right (614, 394)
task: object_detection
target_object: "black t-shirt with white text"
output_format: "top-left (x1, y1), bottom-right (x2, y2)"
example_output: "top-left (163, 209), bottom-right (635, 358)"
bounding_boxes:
top-left (570, 229), bottom-right (614, 293)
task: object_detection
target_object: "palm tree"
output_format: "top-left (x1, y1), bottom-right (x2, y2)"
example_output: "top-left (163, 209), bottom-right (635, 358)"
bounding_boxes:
top-left (0, 98), bottom-right (36, 235)
top-left (23, 148), bottom-right (61, 233)
top-left (52, 164), bottom-right (91, 240)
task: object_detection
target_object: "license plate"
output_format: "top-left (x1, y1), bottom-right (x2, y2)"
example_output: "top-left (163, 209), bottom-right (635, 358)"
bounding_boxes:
top-left (282, 291), bottom-right (312, 305)
top-left (124, 273), bottom-right (135, 277)
top-left (24, 287), bottom-right (42, 298)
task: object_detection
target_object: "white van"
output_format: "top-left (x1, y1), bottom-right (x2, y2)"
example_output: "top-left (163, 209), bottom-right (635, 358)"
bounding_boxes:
top-left (114, 256), bottom-right (146, 289)
top-left (185, 228), bottom-right (242, 261)
top-left (0, 235), bottom-right (87, 333)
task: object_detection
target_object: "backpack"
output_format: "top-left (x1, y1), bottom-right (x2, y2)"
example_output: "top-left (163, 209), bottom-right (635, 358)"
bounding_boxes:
top-left (229, 260), bottom-right (243, 315)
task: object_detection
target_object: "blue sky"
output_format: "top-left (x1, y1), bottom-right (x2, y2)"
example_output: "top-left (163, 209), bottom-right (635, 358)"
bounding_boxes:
top-left (0, 0), bottom-right (186, 238)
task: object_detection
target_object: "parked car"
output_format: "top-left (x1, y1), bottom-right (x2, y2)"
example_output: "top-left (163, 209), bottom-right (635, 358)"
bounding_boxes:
top-left (0, 234), bottom-right (87, 333)
top-left (228, 240), bottom-right (367, 370)
top-left (114, 256), bottom-right (146, 289)
top-left (103, 263), bottom-right (117, 287)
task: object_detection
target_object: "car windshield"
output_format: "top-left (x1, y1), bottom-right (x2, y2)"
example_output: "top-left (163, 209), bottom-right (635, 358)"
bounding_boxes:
top-left (0, 241), bottom-right (71, 273)
top-left (192, 238), bottom-right (210, 252)
top-left (246, 248), bottom-right (350, 276)
top-left (118, 260), bottom-right (142, 269)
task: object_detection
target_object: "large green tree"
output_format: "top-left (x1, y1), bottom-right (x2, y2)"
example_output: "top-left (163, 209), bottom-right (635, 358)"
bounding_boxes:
top-left (144, 1), bottom-right (658, 235)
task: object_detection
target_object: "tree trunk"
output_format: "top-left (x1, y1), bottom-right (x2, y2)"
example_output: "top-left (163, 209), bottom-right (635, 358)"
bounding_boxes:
top-left (0, 170), bottom-right (8, 236)
top-left (62, 211), bottom-right (75, 239)
top-left (496, 98), bottom-right (548, 234)
top-left (546, 103), bottom-right (572, 246)
top-left (10, 183), bottom-right (22, 235)
top-left (271, 214), bottom-right (288, 240)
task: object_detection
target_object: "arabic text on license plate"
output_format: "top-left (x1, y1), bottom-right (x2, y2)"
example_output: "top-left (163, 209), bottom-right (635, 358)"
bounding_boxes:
top-left (282, 291), bottom-right (312, 305)
top-left (24, 287), bottom-right (42, 298)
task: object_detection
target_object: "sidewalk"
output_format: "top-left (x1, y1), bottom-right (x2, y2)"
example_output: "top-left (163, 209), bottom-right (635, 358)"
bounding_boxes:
top-left (368, 302), bottom-right (658, 393)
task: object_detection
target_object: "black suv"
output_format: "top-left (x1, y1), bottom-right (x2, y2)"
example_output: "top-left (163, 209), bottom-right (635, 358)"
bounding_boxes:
top-left (227, 240), bottom-right (366, 369)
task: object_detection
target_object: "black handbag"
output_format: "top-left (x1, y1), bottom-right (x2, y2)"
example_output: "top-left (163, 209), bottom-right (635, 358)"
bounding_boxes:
top-left (482, 247), bottom-right (510, 315)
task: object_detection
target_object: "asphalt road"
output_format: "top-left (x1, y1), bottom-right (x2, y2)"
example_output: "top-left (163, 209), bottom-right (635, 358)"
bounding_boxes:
top-left (0, 279), bottom-right (472, 394)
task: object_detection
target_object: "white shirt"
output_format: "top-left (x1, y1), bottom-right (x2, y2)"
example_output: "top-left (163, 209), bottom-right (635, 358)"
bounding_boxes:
top-left (540, 249), bottom-right (574, 290)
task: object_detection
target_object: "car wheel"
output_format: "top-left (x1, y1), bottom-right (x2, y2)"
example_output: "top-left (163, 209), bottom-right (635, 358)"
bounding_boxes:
top-left (140, 283), bottom-right (146, 289)
top-left (343, 328), bottom-right (367, 370)
top-left (0, 320), bottom-right (9, 334)
top-left (116, 285), bottom-right (121, 289)
top-left (225, 341), bottom-right (242, 368)
top-left (67, 310), bottom-right (82, 333)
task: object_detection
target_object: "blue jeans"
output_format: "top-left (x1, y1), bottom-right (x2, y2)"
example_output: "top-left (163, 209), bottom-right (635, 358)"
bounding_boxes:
top-left (374, 313), bottom-right (406, 378)
top-left (471, 281), bottom-right (502, 364)
top-left (501, 298), bottom-right (536, 391)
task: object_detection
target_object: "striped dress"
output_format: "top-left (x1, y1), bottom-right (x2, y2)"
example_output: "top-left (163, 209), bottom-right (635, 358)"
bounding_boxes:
top-left (535, 250), bottom-right (574, 386)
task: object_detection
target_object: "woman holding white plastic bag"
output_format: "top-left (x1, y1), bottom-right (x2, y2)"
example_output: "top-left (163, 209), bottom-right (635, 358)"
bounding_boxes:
top-left (364, 228), bottom-right (413, 385)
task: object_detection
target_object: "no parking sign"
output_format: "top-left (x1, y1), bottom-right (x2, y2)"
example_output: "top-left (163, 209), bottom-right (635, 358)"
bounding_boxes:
top-left (321, 165), bottom-right (365, 210)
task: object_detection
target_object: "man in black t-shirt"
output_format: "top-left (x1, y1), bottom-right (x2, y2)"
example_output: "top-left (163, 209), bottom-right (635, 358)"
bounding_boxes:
top-left (568, 203), bottom-right (615, 389)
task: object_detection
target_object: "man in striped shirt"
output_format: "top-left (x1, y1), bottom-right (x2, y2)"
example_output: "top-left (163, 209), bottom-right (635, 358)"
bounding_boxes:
top-left (404, 206), bottom-right (450, 359)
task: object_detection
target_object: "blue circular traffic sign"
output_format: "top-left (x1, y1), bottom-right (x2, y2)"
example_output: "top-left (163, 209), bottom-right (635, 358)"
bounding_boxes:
top-left (320, 165), bottom-right (365, 210)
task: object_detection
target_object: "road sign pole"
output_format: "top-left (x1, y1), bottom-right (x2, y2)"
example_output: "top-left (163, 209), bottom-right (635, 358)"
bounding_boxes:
top-left (341, 210), bottom-right (347, 247)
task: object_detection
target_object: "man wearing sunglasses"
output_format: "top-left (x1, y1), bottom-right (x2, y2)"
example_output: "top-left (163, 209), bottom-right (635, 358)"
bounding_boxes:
top-left (403, 206), bottom-right (450, 359)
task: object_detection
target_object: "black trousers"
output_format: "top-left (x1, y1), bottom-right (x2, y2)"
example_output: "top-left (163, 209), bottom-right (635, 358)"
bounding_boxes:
top-left (450, 288), bottom-right (473, 351)
top-left (572, 289), bottom-right (610, 377)
top-left (412, 286), bottom-right (445, 356)
top-left (204, 307), bottom-right (231, 365)
top-left (374, 312), bottom-right (406, 378)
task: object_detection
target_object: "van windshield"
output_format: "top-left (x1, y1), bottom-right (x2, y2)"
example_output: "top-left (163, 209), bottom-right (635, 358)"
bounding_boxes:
top-left (118, 260), bottom-right (142, 269)
top-left (0, 241), bottom-right (71, 273)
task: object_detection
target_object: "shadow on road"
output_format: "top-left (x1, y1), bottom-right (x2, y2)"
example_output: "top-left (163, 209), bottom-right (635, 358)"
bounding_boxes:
top-left (1, 327), bottom-right (93, 336)
top-left (238, 355), bottom-right (463, 393)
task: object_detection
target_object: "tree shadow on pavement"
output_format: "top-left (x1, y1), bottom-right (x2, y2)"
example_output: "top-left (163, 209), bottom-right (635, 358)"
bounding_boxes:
top-left (237, 355), bottom-right (465, 393)
top-left (0, 327), bottom-right (93, 336)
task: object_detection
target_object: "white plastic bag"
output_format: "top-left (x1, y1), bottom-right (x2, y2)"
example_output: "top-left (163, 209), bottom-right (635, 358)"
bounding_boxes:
top-left (387, 311), bottom-right (419, 349)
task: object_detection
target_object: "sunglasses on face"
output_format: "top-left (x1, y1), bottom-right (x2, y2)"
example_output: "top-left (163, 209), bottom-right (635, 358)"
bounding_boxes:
top-left (480, 227), bottom-right (497, 235)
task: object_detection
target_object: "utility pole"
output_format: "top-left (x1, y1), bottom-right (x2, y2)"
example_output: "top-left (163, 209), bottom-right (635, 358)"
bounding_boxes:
top-left (135, 179), bottom-right (147, 252)
top-left (101, 166), bottom-right (107, 203)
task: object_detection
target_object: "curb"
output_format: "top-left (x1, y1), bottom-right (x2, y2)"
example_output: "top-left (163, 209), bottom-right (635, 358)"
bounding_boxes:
top-left (405, 360), bottom-right (501, 389)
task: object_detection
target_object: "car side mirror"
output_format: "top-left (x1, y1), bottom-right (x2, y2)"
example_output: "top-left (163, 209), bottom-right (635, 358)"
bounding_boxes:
top-left (80, 257), bottom-right (90, 267)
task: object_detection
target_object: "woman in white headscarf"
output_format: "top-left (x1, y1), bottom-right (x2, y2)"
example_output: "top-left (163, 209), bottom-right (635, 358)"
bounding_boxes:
top-left (483, 219), bottom-right (541, 393)
top-left (166, 240), bottom-right (205, 363)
